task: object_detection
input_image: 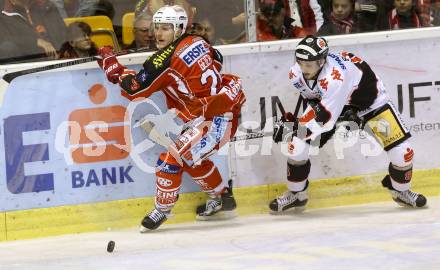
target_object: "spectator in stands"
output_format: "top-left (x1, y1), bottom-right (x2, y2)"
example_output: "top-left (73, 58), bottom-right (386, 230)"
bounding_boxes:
top-left (431, 0), bottom-right (440, 25)
top-left (0, 8), bottom-right (45, 63)
top-left (378, 0), bottom-right (431, 26)
top-left (318, 0), bottom-right (358, 35)
top-left (188, 20), bottom-right (216, 44)
top-left (188, 4), bottom-right (219, 44)
top-left (74, 0), bottom-right (127, 47)
top-left (49, 0), bottom-right (68, 18)
top-left (29, 0), bottom-right (67, 52)
top-left (75, 0), bottom-right (99, 17)
top-left (88, 0), bottom-right (114, 19)
top-left (321, 0), bottom-right (380, 32)
top-left (134, 0), bottom-right (194, 22)
top-left (189, 0), bottom-right (245, 44)
top-left (257, 0), bottom-right (299, 41)
top-left (49, 0), bottom-right (100, 18)
top-left (283, 0), bottom-right (325, 36)
top-left (414, 0), bottom-right (431, 25)
top-left (59, 21), bottom-right (98, 58)
top-left (377, 0), bottom-right (425, 30)
top-left (353, 0), bottom-right (380, 32)
top-left (126, 13), bottom-right (156, 50)
top-left (1, 0), bottom-right (58, 62)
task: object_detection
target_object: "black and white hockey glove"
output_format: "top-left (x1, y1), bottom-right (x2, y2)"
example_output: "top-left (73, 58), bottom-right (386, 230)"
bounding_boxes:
top-left (273, 119), bottom-right (285, 143)
top-left (338, 106), bottom-right (364, 130)
top-left (273, 112), bottom-right (298, 143)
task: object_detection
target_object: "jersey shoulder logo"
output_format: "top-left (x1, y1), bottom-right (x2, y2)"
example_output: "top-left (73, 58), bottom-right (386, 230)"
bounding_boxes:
top-left (319, 78), bottom-right (328, 91)
top-left (289, 70), bottom-right (297, 79)
top-left (151, 45), bottom-right (174, 69)
top-left (331, 67), bottom-right (343, 81)
top-left (290, 67), bottom-right (304, 89)
top-left (340, 51), bottom-right (364, 64)
top-left (179, 40), bottom-right (210, 67)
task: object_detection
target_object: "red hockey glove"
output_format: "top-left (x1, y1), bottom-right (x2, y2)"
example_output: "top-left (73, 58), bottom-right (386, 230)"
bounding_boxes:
top-left (97, 46), bottom-right (126, 84)
top-left (118, 69), bottom-right (137, 83)
top-left (281, 112), bottom-right (296, 122)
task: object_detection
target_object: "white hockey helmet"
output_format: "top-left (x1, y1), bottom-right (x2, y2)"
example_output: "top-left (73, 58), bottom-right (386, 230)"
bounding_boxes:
top-left (153, 5), bottom-right (188, 40)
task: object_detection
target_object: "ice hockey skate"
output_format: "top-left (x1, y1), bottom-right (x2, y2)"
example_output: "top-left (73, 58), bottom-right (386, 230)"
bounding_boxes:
top-left (269, 190), bottom-right (308, 214)
top-left (381, 175), bottom-right (427, 208)
top-left (139, 208), bottom-right (169, 232)
top-left (196, 180), bottom-right (237, 220)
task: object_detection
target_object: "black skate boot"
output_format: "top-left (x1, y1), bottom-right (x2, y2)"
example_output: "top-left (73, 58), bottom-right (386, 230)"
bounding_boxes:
top-left (139, 208), bottom-right (169, 232)
top-left (381, 175), bottom-right (427, 208)
top-left (196, 179), bottom-right (237, 215)
top-left (269, 190), bottom-right (308, 213)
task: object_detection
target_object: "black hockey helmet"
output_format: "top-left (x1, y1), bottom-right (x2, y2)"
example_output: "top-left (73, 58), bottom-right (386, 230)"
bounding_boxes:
top-left (295, 35), bottom-right (329, 61)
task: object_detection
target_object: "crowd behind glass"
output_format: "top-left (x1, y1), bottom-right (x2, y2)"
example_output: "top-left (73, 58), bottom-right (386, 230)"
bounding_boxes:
top-left (1, 0), bottom-right (438, 64)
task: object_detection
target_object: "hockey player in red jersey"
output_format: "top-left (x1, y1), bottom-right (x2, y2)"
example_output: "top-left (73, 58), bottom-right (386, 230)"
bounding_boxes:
top-left (270, 35), bottom-right (427, 213)
top-left (97, 5), bottom-right (246, 231)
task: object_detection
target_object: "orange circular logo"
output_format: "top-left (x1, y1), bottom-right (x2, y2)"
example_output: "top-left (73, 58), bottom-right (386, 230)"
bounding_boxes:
top-left (318, 39), bottom-right (326, 49)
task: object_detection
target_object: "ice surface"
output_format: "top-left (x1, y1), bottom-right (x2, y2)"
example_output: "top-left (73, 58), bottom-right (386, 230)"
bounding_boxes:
top-left (1, 197), bottom-right (439, 270)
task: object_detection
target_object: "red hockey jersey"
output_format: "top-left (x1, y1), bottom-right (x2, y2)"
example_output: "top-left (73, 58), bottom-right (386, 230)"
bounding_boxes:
top-left (119, 34), bottom-right (246, 122)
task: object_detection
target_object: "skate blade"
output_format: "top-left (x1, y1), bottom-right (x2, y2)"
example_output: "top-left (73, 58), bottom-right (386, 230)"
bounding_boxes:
top-left (196, 210), bottom-right (238, 221)
top-left (139, 225), bottom-right (160, 233)
top-left (139, 225), bottom-right (150, 233)
top-left (391, 197), bottom-right (417, 208)
top-left (269, 206), bottom-right (306, 215)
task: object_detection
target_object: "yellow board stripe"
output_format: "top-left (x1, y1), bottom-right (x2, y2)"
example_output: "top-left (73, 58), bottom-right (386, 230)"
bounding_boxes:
top-left (1, 168), bottom-right (439, 241)
top-left (0, 213), bottom-right (6, 241)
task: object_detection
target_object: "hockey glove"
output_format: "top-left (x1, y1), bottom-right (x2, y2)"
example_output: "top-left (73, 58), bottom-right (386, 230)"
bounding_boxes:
top-left (307, 98), bottom-right (320, 109)
top-left (338, 106), bottom-right (364, 129)
top-left (281, 112), bottom-right (296, 122)
top-left (273, 112), bottom-right (298, 143)
top-left (97, 46), bottom-right (126, 84)
top-left (273, 119), bottom-right (285, 143)
top-left (118, 69), bottom-right (137, 84)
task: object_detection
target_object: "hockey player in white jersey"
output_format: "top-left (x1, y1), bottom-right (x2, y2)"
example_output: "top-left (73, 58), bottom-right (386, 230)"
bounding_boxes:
top-left (270, 35), bottom-right (427, 213)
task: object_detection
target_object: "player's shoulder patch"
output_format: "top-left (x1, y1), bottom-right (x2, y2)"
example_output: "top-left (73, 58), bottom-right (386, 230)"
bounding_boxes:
top-left (318, 65), bottom-right (344, 94)
top-left (328, 53), bottom-right (346, 70)
top-left (289, 65), bottom-right (302, 81)
top-left (340, 51), bottom-right (364, 64)
top-left (178, 38), bottom-right (211, 67)
top-left (289, 65), bottom-right (307, 90)
top-left (288, 66), bottom-right (298, 80)
top-left (145, 42), bottom-right (175, 71)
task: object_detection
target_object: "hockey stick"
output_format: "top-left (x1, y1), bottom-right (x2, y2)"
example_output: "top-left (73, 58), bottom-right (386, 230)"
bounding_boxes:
top-left (137, 120), bottom-right (173, 148)
top-left (136, 96), bottom-right (306, 145)
top-left (1, 47), bottom-right (150, 83)
top-left (232, 95), bottom-right (305, 142)
top-left (0, 47), bottom-right (151, 107)
top-left (271, 94), bottom-right (305, 143)
top-left (230, 131), bottom-right (270, 142)
top-left (137, 115), bottom-right (269, 146)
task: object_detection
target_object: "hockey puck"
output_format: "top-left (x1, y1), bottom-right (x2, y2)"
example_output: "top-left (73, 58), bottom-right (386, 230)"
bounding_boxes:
top-left (107, 240), bottom-right (115, 253)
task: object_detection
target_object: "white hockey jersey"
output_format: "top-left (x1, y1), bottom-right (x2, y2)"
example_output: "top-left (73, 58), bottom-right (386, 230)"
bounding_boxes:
top-left (288, 51), bottom-right (389, 141)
